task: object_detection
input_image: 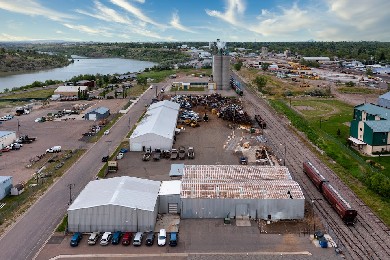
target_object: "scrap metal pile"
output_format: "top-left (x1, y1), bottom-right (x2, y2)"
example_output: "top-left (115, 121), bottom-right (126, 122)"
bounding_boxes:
top-left (171, 94), bottom-right (252, 125)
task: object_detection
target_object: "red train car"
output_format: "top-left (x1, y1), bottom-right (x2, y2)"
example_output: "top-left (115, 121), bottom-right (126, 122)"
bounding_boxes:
top-left (303, 161), bottom-right (328, 192)
top-left (322, 182), bottom-right (357, 225)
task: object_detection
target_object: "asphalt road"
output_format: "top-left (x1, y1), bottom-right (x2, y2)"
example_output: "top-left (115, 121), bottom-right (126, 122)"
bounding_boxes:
top-left (0, 86), bottom-right (158, 260)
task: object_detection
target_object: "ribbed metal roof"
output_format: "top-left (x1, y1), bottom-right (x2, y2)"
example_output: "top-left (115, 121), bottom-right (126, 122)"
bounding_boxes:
top-left (90, 106), bottom-right (110, 115)
top-left (379, 91), bottom-right (390, 101)
top-left (181, 165), bottom-right (304, 200)
top-left (149, 100), bottom-right (180, 111)
top-left (0, 131), bottom-right (16, 138)
top-left (55, 85), bottom-right (88, 92)
top-left (159, 180), bottom-right (181, 195)
top-left (355, 103), bottom-right (390, 120)
top-left (365, 120), bottom-right (390, 133)
top-left (130, 101), bottom-right (179, 140)
top-left (68, 177), bottom-right (160, 212)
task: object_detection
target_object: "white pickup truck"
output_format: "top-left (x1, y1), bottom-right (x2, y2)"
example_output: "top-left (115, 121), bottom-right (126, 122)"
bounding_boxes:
top-left (46, 146), bottom-right (62, 153)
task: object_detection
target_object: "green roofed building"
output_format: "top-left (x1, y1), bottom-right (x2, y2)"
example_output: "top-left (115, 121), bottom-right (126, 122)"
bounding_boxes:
top-left (349, 103), bottom-right (390, 155)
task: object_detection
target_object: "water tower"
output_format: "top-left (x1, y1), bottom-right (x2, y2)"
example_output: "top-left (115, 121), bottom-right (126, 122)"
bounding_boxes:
top-left (212, 39), bottom-right (230, 90)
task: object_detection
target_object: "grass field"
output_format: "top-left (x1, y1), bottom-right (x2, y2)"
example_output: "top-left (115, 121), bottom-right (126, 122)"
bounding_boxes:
top-left (1, 89), bottom-right (54, 99)
top-left (270, 97), bottom-right (390, 226)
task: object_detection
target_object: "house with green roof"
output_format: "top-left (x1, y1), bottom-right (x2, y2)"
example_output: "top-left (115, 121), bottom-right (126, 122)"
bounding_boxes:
top-left (349, 103), bottom-right (390, 155)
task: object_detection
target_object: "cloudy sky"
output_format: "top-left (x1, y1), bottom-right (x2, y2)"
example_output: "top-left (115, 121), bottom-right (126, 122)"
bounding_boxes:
top-left (0, 0), bottom-right (389, 42)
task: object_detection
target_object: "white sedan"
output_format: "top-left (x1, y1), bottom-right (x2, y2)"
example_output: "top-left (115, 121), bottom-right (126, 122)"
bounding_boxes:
top-left (103, 130), bottom-right (110, 135)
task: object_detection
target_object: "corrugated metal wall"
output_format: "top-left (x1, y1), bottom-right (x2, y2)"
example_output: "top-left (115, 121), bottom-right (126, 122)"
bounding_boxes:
top-left (212, 55), bottom-right (222, 89)
top-left (0, 177), bottom-right (12, 200)
top-left (181, 198), bottom-right (304, 220)
top-left (68, 205), bottom-right (157, 232)
top-left (130, 133), bottom-right (174, 152)
top-left (221, 56), bottom-right (231, 90)
top-left (159, 194), bottom-right (181, 214)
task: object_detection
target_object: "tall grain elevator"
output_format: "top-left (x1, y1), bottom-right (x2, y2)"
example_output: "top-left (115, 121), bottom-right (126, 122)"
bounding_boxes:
top-left (212, 39), bottom-right (230, 90)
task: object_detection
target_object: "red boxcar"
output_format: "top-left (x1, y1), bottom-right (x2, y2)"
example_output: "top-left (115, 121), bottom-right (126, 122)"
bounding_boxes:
top-left (322, 182), bottom-right (357, 225)
top-left (303, 161), bottom-right (328, 192)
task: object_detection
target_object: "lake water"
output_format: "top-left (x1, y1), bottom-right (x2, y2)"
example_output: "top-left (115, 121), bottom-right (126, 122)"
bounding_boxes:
top-left (0, 58), bottom-right (157, 92)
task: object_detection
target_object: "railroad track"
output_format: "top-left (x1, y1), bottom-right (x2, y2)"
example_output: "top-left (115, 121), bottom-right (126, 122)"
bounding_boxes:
top-left (237, 76), bottom-right (390, 260)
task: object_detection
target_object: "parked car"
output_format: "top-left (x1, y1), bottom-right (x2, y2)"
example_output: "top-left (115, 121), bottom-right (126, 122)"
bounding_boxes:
top-left (102, 156), bottom-right (109, 162)
top-left (88, 232), bottom-right (99, 245)
top-left (104, 130), bottom-right (110, 135)
top-left (121, 232), bottom-right (132, 246)
top-left (46, 146), bottom-right (61, 153)
top-left (169, 232), bottom-right (178, 247)
top-left (157, 229), bottom-right (166, 246)
top-left (116, 153), bottom-right (124, 160)
top-left (133, 232), bottom-right (143, 246)
top-left (100, 232), bottom-right (112, 246)
top-left (111, 231), bottom-right (122, 245)
top-left (240, 156), bottom-right (248, 165)
top-left (120, 148), bottom-right (128, 153)
top-left (70, 232), bottom-right (82, 247)
top-left (145, 231), bottom-right (155, 246)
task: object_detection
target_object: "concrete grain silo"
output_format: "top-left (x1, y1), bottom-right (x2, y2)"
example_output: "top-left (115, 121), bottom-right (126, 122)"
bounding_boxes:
top-left (212, 39), bottom-right (230, 90)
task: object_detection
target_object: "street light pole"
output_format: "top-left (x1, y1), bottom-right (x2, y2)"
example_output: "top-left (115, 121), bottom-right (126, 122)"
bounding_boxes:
top-left (67, 183), bottom-right (75, 205)
top-left (284, 144), bottom-right (287, 166)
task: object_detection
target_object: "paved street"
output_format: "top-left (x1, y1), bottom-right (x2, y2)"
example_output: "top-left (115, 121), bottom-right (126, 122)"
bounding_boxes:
top-left (0, 87), bottom-right (158, 260)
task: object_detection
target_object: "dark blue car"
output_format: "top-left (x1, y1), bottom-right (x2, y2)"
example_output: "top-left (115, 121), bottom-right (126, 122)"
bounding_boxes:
top-left (70, 232), bottom-right (82, 247)
top-left (111, 231), bottom-right (122, 245)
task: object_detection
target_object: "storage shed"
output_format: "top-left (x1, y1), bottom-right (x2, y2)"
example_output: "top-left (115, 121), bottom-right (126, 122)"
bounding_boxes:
top-left (0, 131), bottom-right (16, 149)
top-left (378, 91), bottom-right (390, 108)
top-left (180, 165), bottom-right (305, 220)
top-left (129, 100), bottom-right (180, 151)
top-left (68, 177), bottom-right (160, 232)
top-left (158, 181), bottom-right (181, 214)
top-left (84, 107), bottom-right (110, 121)
top-left (0, 176), bottom-right (12, 200)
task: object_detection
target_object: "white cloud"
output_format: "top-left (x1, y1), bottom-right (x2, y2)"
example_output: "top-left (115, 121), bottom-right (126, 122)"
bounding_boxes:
top-left (206, 0), bottom-right (245, 26)
top-left (0, 0), bottom-right (74, 21)
top-left (62, 23), bottom-right (108, 35)
top-left (110, 0), bottom-right (162, 27)
top-left (56, 30), bottom-right (64, 34)
top-left (170, 11), bottom-right (196, 33)
top-left (0, 33), bottom-right (34, 41)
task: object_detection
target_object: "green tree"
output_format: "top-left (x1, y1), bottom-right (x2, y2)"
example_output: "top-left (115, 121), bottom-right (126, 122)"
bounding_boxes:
top-left (137, 76), bottom-right (147, 86)
top-left (234, 60), bottom-right (243, 71)
top-left (253, 76), bottom-right (267, 92)
top-left (366, 67), bottom-right (373, 76)
top-left (261, 63), bottom-right (270, 71)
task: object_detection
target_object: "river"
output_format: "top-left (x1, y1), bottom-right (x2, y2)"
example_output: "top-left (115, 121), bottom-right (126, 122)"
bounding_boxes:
top-left (0, 58), bottom-right (157, 92)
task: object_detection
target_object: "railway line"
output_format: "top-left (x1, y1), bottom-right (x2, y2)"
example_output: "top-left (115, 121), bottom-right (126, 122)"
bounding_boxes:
top-left (237, 74), bottom-right (390, 260)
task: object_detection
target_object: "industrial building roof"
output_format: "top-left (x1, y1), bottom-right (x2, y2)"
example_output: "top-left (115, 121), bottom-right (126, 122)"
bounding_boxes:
top-left (0, 176), bottom-right (12, 183)
top-left (0, 131), bottom-right (16, 138)
top-left (379, 91), bottom-right (390, 101)
top-left (181, 165), bottom-right (304, 200)
top-left (169, 164), bottom-right (184, 177)
top-left (68, 177), bottom-right (160, 212)
top-left (54, 85), bottom-right (88, 93)
top-left (88, 106), bottom-right (110, 115)
top-left (130, 101), bottom-right (179, 140)
top-left (149, 100), bottom-right (180, 111)
top-left (159, 181), bottom-right (181, 196)
top-left (355, 103), bottom-right (390, 120)
top-left (365, 120), bottom-right (390, 133)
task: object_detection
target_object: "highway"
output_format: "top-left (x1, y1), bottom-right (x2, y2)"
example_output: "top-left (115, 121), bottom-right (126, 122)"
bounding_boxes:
top-left (0, 87), bottom-right (157, 259)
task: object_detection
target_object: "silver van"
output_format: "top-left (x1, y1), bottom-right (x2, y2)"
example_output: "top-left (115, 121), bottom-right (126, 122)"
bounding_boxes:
top-left (133, 232), bottom-right (143, 246)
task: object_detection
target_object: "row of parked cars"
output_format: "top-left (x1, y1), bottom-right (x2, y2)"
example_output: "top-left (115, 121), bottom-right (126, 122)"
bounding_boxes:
top-left (70, 229), bottom-right (178, 247)
top-left (0, 114), bottom-right (14, 121)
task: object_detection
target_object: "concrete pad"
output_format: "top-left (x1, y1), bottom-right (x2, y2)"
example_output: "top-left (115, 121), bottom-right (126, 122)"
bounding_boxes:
top-left (236, 219), bottom-right (251, 226)
top-left (155, 214), bottom-right (180, 233)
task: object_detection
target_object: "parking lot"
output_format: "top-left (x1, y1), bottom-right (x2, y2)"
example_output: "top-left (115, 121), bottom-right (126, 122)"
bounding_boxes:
top-left (37, 218), bottom-right (335, 260)
top-left (0, 98), bottom-right (128, 184)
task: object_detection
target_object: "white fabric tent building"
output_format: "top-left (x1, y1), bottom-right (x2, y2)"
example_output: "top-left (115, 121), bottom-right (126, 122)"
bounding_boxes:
top-left (129, 100), bottom-right (180, 151)
top-left (67, 177), bottom-right (161, 232)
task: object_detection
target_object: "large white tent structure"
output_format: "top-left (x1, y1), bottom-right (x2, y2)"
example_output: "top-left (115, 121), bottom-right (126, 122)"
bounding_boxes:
top-left (129, 100), bottom-right (180, 151)
top-left (67, 177), bottom-right (161, 232)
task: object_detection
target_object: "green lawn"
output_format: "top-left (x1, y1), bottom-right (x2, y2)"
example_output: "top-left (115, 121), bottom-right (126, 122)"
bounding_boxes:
top-left (1, 89), bottom-right (54, 99)
top-left (270, 98), bottom-right (390, 226)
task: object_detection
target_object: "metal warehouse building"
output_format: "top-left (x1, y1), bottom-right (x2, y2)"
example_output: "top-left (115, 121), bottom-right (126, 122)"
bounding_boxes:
top-left (67, 177), bottom-right (160, 232)
top-left (54, 85), bottom-right (88, 97)
top-left (0, 131), bottom-right (16, 149)
top-left (0, 176), bottom-right (12, 200)
top-left (158, 180), bottom-right (181, 214)
top-left (84, 107), bottom-right (110, 121)
top-left (129, 100), bottom-right (180, 151)
top-left (180, 165), bottom-right (305, 220)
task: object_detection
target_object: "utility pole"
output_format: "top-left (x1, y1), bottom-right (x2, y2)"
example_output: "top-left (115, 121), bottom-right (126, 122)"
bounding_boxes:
top-left (67, 183), bottom-right (75, 205)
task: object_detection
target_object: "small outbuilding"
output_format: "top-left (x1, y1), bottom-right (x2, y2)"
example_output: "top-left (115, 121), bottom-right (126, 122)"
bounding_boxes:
top-left (10, 183), bottom-right (25, 196)
top-left (129, 100), bottom-right (180, 151)
top-left (0, 176), bottom-right (12, 200)
top-left (68, 176), bottom-right (161, 233)
top-left (0, 131), bottom-right (16, 149)
top-left (84, 107), bottom-right (110, 121)
top-left (158, 181), bottom-right (181, 214)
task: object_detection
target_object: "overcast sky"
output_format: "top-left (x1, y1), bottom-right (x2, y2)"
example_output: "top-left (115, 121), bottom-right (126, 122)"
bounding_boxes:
top-left (0, 0), bottom-right (389, 42)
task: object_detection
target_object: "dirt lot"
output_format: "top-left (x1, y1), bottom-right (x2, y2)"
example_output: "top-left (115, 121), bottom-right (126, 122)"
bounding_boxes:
top-left (0, 98), bottom-right (128, 184)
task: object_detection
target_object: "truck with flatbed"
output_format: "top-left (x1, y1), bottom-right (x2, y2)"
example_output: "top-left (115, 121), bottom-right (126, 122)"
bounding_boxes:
top-left (170, 149), bottom-right (178, 160)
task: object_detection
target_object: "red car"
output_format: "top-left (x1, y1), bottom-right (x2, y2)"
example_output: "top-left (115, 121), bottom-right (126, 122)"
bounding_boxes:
top-left (121, 232), bottom-right (132, 246)
top-left (1, 147), bottom-right (10, 152)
